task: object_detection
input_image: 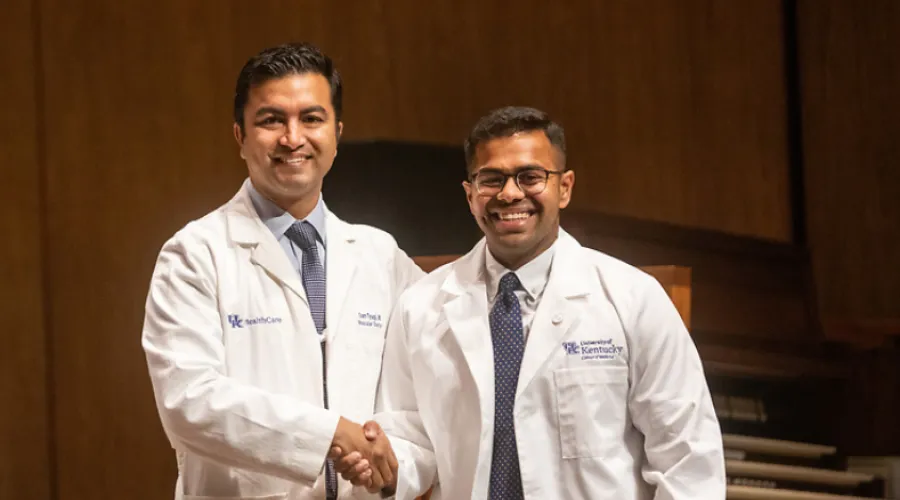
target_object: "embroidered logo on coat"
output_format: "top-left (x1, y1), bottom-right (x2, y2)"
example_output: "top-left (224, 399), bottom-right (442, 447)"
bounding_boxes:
top-left (357, 312), bottom-right (383, 328)
top-left (562, 338), bottom-right (624, 360)
top-left (227, 314), bottom-right (282, 329)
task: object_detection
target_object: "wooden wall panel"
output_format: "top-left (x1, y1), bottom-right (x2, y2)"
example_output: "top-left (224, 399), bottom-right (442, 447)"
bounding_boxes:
top-left (377, 0), bottom-right (792, 241)
top-left (0, 0), bottom-right (51, 498)
top-left (37, 1), bottom-right (794, 499)
top-left (797, 0), bottom-right (900, 319)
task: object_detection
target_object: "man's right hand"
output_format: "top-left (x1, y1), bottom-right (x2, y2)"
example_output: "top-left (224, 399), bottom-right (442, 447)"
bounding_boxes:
top-left (329, 418), bottom-right (398, 493)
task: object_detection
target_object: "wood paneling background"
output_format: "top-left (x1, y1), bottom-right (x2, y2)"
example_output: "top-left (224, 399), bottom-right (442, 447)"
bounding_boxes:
top-left (34, 1), bottom-right (796, 493)
top-left (797, 0), bottom-right (900, 319)
top-left (370, 0), bottom-right (792, 241)
top-left (0, 0), bottom-right (51, 499)
top-left (1, 0), bottom-right (896, 499)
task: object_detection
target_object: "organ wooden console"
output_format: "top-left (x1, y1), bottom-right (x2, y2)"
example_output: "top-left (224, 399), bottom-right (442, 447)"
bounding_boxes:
top-left (556, 209), bottom-right (897, 499)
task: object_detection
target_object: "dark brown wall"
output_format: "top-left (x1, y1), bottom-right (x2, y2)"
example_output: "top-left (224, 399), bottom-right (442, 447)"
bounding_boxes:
top-left (798, 0), bottom-right (900, 319)
top-left (366, 0), bottom-right (794, 241)
top-left (0, 0), bottom-right (51, 499)
top-left (33, 3), bottom-right (795, 495)
top-left (4, 1), bottom-right (896, 499)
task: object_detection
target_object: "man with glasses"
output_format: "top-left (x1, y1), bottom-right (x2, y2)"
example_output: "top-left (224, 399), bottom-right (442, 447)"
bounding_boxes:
top-left (334, 106), bottom-right (726, 499)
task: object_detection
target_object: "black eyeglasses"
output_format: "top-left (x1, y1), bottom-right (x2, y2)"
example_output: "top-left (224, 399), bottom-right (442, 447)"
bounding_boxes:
top-left (468, 167), bottom-right (565, 196)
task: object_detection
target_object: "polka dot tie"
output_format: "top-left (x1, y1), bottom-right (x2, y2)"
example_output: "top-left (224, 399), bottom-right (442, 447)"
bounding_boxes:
top-left (285, 221), bottom-right (336, 500)
top-left (488, 272), bottom-right (525, 500)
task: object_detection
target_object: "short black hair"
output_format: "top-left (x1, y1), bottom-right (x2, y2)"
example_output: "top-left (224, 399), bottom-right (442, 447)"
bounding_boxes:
top-left (233, 42), bottom-right (343, 135)
top-left (463, 106), bottom-right (566, 171)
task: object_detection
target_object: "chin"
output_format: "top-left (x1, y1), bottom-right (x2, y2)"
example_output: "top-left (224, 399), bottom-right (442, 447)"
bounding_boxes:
top-left (490, 232), bottom-right (535, 248)
top-left (274, 173), bottom-right (318, 192)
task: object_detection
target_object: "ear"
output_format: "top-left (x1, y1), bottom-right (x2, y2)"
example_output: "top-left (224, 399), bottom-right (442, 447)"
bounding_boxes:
top-left (462, 181), bottom-right (476, 214)
top-left (233, 123), bottom-right (246, 159)
top-left (334, 121), bottom-right (343, 158)
top-left (558, 170), bottom-right (575, 209)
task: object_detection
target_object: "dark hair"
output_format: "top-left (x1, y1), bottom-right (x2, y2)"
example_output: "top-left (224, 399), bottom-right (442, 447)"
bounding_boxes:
top-left (233, 42), bottom-right (343, 135)
top-left (463, 106), bottom-right (566, 170)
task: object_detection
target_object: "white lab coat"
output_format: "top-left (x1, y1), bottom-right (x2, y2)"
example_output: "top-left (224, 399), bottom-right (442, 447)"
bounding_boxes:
top-left (376, 230), bottom-right (726, 500)
top-left (142, 180), bottom-right (424, 500)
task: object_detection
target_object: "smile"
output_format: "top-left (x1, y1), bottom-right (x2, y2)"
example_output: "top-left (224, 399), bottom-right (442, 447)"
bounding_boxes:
top-left (488, 209), bottom-right (534, 221)
top-left (273, 155), bottom-right (312, 164)
top-left (490, 211), bottom-right (534, 221)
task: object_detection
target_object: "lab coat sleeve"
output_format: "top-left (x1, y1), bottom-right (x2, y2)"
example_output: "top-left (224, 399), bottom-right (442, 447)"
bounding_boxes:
top-left (372, 299), bottom-right (437, 500)
top-left (391, 245), bottom-right (426, 300)
top-left (141, 236), bottom-right (339, 486)
top-left (627, 277), bottom-right (726, 500)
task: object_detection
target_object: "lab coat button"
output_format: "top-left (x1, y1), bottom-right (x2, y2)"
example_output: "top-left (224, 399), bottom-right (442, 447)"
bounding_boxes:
top-left (552, 314), bottom-right (563, 325)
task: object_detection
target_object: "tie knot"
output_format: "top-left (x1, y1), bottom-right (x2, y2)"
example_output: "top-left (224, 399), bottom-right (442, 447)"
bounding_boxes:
top-left (498, 272), bottom-right (521, 295)
top-left (286, 221), bottom-right (319, 250)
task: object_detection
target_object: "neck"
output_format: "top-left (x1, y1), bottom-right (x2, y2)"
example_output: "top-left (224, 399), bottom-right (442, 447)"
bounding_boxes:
top-left (278, 193), bottom-right (320, 220)
top-left (252, 181), bottom-right (321, 220)
top-left (489, 227), bottom-right (559, 271)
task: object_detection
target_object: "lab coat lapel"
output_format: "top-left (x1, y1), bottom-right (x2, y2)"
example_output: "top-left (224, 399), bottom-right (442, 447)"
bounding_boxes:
top-left (225, 181), bottom-right (308, 304)
top-left (517, 231), bottom-right (591, 398)
top-left (324, 211), bottom-right (358, 342)
top-left (442, 240), bottom-right (495, 428)
top-left (251, 242), bottom-right (310, 305)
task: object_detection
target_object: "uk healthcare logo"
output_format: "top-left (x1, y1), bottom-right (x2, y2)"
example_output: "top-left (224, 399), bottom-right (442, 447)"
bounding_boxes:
top-left (227, 314), bottom-right (282, 329)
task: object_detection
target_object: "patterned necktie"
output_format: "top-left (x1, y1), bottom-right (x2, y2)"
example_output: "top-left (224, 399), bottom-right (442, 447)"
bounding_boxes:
top-left (488, 272), bottom-right (525, 500)
top-left (285, 221), bottom-right (336, 500)
top-left (286, 221), bottom-right (326, 333)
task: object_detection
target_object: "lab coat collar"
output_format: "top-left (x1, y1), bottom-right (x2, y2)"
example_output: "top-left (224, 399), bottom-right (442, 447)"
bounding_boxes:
top-left (440, 229), bottom-right (586, 298)
top-left (516, 229), bottom-right (592, 397)
top-left (225, 180), bottom-right (359, 330)
top-left (323, 209), bottom-right (358, 343)
top-left (440, 229), bottom-right (593, 413)
top-left (440, 238), bottom-right (493, 436)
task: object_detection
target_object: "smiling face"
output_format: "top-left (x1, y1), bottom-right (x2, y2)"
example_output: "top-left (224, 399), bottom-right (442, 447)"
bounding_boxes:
top-left (233, 72), bottom-right (342, 217)
top-left (463, 130), bottom-right (575, 270)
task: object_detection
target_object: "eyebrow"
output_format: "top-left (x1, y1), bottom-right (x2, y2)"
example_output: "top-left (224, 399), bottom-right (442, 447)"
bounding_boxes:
top-left (476, 165), bottom-right (545, 174)
top-left (254, 105), bottom-right (329, 118)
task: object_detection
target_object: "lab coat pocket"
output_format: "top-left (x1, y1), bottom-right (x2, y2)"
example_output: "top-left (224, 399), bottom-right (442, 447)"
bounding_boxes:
top-left (554, 366), bottom-right (629, 459)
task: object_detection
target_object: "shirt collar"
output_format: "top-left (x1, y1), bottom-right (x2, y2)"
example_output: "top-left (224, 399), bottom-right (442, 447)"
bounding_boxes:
top-left (247, 180), bottom-right (327, 246)
top-left (485, 237), bottom-right (557, 303)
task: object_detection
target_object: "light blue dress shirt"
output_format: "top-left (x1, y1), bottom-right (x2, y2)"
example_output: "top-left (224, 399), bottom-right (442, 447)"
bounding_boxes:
top-left (246, 181), bottom-right (327, 282)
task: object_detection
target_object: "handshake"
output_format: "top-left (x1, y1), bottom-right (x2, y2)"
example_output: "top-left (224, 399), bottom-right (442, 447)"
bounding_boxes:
top-left (329, 417), bottom-right (399, 495)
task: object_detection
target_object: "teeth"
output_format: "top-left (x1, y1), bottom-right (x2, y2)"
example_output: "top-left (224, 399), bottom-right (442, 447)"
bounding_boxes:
top-left (497, 212), bottom-right (530, 220)
top-left (284, 157), bottom-right (307, 164)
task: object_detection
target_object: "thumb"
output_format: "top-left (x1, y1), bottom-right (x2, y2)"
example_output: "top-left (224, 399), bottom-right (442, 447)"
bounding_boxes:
top-left (363, 420), bottom-right (382, 440)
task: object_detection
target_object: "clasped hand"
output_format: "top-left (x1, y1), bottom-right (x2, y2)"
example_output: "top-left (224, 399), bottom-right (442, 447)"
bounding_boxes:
top-left (329, 417), bottom-right (398, 494)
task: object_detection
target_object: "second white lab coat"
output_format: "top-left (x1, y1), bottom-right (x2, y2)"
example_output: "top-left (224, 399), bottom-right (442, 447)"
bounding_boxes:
top-left (142, 180), bottom-right (424, 499)
top-left (376, 230), bottom-right (725, 500)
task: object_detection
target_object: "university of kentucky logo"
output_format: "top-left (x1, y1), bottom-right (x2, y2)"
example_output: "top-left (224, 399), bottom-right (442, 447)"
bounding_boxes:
top-left (562, 338), bottom-right (624, 360)
top-left (562, 341), bottom-right (581, 355)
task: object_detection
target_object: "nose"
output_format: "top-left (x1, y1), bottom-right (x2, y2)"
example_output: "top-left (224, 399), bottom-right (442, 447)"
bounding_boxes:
top-left (279, 119), bottom-right (307, 149)
top-left (496, 175), bottom-right (525, 202)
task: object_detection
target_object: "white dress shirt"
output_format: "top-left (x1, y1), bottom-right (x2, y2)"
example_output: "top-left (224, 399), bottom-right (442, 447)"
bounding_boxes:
top-left (484, 237), bottom-right (557, 341)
